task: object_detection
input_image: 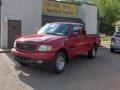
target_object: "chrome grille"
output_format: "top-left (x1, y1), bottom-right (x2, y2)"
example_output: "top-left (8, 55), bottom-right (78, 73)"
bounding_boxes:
top-left (16, 42), bottom-right (37, 51)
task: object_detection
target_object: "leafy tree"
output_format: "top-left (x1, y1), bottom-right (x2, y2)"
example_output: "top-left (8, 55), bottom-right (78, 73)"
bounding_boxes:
top-left (92, 0), bottom-right (120, 35)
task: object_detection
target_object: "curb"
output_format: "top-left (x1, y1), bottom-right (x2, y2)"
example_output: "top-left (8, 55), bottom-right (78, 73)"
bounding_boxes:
top-left (0, 49), bottom-right (11, 53)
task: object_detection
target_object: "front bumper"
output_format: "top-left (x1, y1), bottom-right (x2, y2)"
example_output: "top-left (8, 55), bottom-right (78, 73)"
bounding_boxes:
top-left (14, 56), bottom-right (52, 65)
top-left (11, 48), bottom-right (55, 61)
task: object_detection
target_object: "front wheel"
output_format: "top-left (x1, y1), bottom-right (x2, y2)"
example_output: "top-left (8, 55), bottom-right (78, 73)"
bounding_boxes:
top-left (52, 52), bottom-right (67, 73)
top-left (110, 48), bottom-right (115, 53)
top-left (88, 45), bottom-right (97, 59)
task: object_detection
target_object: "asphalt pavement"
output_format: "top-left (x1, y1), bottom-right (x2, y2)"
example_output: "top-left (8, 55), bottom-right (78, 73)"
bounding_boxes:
top-left (0, 46), bottom-right (120, 90)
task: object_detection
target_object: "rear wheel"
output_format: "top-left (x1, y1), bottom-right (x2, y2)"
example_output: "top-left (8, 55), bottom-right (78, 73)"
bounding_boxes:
top-left (88, 45), bottom-right (97, 59)
top-left (52, 52), bottom-right (67, 73)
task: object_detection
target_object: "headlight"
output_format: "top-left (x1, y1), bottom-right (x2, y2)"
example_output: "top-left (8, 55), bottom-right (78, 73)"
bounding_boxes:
top-left (14, 41), bottom-right (16, 48)
top-left (38, 45), bottom-right (53, 51)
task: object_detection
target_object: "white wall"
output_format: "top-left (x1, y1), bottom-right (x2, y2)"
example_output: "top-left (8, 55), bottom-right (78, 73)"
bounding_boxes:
top-left (80, 4), bottom-right (97, 34)
top-left (1, 0), bottom-right (42, 48)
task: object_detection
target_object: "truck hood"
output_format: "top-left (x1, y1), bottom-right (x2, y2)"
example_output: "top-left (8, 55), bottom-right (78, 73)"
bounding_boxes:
top-left (17, 34), bottom-right (66, 43)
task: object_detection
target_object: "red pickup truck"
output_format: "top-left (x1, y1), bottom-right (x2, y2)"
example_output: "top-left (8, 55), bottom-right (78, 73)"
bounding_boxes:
top-left (11, 22), bottom-right (100, 73)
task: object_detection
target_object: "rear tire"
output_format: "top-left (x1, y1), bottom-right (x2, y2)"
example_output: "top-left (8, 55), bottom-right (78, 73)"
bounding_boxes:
top-left (52, 52), bottom-right (67, 73)
top-left (88, 45), bottom-right (97, 59)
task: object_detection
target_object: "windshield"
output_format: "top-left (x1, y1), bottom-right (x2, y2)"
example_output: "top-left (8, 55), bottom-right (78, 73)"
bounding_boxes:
top-left (37, 23), bottom-right (69, 36)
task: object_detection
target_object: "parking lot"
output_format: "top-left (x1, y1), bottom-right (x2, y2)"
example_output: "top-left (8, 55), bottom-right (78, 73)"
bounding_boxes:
top-left (0, 46), bottom-right (120, 90)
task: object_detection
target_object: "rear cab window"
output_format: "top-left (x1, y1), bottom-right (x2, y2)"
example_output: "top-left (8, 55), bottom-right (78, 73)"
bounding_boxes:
top-left (72, 24), bottom-right (86, 35)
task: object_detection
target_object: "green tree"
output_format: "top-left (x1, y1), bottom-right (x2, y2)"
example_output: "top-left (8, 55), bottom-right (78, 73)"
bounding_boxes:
top-left (92, 0), bottom-right (120, 35)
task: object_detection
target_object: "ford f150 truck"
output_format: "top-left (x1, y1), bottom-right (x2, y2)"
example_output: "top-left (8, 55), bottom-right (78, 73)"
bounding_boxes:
top-left (11, 22), bottom-right (100, 73)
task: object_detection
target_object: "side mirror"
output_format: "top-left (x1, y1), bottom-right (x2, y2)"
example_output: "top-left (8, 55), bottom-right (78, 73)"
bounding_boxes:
top-left (33, 27), bottom-right (41, 34)
top-left (71, 32), bottom-right (79, 36)
top-left (33, 31), bottom-right (38, 34)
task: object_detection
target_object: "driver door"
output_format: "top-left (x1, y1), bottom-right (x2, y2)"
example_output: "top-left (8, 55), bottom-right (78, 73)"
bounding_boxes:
top-left (69, 25), bottom-right (83, 57)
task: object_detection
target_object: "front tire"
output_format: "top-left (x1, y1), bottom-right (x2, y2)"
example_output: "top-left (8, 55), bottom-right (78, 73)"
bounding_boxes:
top-left (88, 45), bottom-right (97, 59)
top-left (110, 48), bottom-right (115, 53)
top-left (52, 52), bottom-right (67, 73)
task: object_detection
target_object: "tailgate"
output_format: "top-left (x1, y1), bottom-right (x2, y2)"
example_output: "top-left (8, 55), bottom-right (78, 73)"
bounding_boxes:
top-left (87, 34), bottom-right (101, 46)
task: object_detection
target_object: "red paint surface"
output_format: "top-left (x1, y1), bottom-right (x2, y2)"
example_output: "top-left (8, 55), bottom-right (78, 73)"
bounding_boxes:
top-left (11, 23), bottom-right (100, 61)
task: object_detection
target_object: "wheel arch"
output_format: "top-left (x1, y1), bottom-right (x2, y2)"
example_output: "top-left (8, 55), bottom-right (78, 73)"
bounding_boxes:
top-left (56, 48), bottom-right (69, 64)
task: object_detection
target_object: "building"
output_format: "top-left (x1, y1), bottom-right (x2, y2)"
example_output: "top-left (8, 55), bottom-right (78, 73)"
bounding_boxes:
top-left (0, 0), bottom-right (97, 48)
